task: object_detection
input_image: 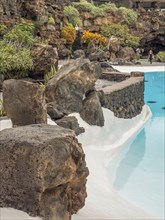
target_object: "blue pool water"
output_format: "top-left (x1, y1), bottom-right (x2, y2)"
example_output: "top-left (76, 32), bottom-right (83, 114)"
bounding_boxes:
top-left (108, 71), bottom-right (165, 219)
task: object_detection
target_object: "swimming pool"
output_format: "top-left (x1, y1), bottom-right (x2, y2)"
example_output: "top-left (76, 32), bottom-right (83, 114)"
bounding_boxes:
top-left (107, 71), bottom-right (165, 219)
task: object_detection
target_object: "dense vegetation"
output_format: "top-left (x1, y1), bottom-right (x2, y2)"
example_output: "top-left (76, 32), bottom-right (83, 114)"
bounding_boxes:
top-left (101, 24), bottom-right (139, 47)
top-left (0, 19), bottom-right (35, 78)
top-left (64, 6), bottom-right (82, 27)
top-left (64, 1), bottom-right (138, 25)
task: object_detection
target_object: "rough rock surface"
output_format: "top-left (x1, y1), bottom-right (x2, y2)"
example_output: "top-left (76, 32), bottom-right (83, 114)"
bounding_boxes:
top-left (97, 76), bottom-right (144, 118)
top-left (88, 50), bottom-right (111, 62)
top-left (3, 79), bottom-right (47, 126)
top-left (31, 44), bottom-right (58, 79)
top-left (80, 91), bottom-right (104, 126)
top-left (0, 0), bottom-right (48, 22)
top-left (46, 58), bottom-right (101, 119)
top-left (73, 49), bottom-right (85, 59)
top-left (101, 71), bottom-right (130, 82)
top-left (0, 124), bottom-right (89, 220)
top-left (117, 47), bottom-right (136, 61)
top-left (56, 116), bottom-right (85, 135)
top-left (58, 45), bottom-right (71, 59)
top-left (100, 62), bottom-right (119, 72)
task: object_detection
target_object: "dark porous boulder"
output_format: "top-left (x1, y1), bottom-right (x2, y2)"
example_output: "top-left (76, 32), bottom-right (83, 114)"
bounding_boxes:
top-left (80, 91), bottom-right (104, 126)
top-left (88, 50), bottom-right (111, 62)
top-left (56, 116), bottom-right (85, 135)
top-left (3, 79), bottom-right (47, 127)
top-left (0, 124), bottom-right (89, 220)
top-left (46, 58), bottom-right (100, 119)
top-left (92, 61), bottom-right (102, 79)
top-left (58, 45), bottom-right (71, 59)
top-left (47, 102), bottom-right (67, 120)
top-left (31, 44), bottom-right (58, 79)
top-left (100, 61), bottom-right (119, 73)
top-left (73, 49), bottom-right (85, 59)
top-left (118, 47), bottom-right (135, 61)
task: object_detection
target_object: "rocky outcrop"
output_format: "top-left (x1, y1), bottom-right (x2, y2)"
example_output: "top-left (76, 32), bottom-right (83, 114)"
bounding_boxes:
top-left (117, 47), bottom-right (136, 61)
top-left (56, 116), bottom-right (85, 135)
top-left (3, 79), bottom-right (47, 126)
top-left (100, 62), bottom-right (119, 72)
top-left (135, 9), bottom-right (165, 53)
top-left (46, 58), bottom-right (101, 119)
top-left (100, 71), bottom-right (130, 82)
top-left (31, 44), bottom-right (58, 79)
top-left (58, 45), bottom-right (71, 59)
top-left (0, 0), bottom-right (48, 22)
top-left (97, 76), bottom-right (144, 118)
top-left (89, 50), bottom-right (111, 62)
top-left (73, 49), bottom-right (85, 59)
top-left (0, 124), bottom-right (89, 220)
top-left (80, 91), bottom-right (104, 126)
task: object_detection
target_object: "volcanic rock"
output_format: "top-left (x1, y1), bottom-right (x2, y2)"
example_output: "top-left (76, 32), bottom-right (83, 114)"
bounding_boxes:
top-left (0, 124), bottom-right (89, 220)
top-left (3, 79), bottom-right (47, 126)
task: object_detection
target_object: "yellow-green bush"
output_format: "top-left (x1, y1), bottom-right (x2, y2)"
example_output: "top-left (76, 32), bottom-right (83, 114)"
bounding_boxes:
top-left (61, 23), bottom-right (76, 45)
top-left (64, 6), bottom-right (82, 27)
top-left (73, 1), bottom-right (117, 16)
top-left (156, 51), bottom-right (165, 62)
top-left (119, 7), bottom-right (137, 25)
top-left (101, 24), bottom-right (139, 47)
top-left (48, 14), bottom-right (55, 24)
top-left (0, 24), bottom-right (7, 36)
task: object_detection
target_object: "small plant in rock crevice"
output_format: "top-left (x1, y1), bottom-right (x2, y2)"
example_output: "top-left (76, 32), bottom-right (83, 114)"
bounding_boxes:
top-left (44, 66), bottom-right (56, 87)
top-left (0, 99), bottom-right (6, 117)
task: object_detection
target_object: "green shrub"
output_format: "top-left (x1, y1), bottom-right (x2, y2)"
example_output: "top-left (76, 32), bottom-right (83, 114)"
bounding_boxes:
top-left (0, 99), bottom-right (6, 117)
top-left (156, 51), bottom-right (165, 62)
top-left (4, 18), bottom-right (36, 48)
top-left (73, 1), bottom-right (105, 17)
top-left (0, 41), bottom-right (33, 78)
top-left (91, 7), bottom-right (105, 16)
top-left (99, 2), bottom-right (118, 13)
top-left (101, 23), bottom-right (139, 47)
top-left (0, 24), bottom-right (7, 36)
top-left (72, 1), bottom-right (94, 12)
top-left (119, 7), bottom-right (137, 25)
top-left (17, 18), bottom-right (35, 33)
top-left (64, 6), bottom-right (82, 27)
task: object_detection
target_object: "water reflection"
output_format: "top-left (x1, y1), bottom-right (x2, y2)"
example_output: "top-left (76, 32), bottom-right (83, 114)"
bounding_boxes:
top-left (113, 129), bottom-right (146, 190)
